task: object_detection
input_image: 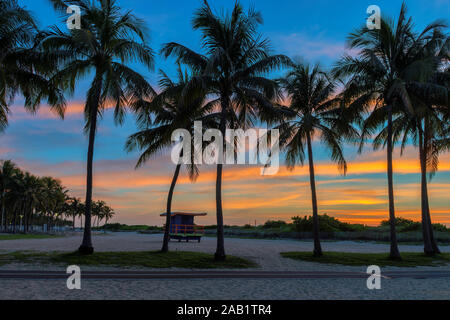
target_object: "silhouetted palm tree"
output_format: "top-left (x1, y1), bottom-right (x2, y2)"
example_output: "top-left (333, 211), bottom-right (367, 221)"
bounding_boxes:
top-left (276, 62), bottom-right (356, 256)
top-left (42, 0), bottom-right (155, 254)
top-left (126, 65), bottom-right (216, 252)
top-left (161, 1), bottom-right (291, 260)
top-left (332, 2), bottom-right (446, 257)
top-left (0, 0), bottom-right (65, 131)
top-left (66, 197), bottom-right (83, 230)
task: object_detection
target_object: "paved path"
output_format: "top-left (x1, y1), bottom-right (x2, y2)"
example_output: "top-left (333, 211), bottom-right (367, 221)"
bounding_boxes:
top-left (1, 269), bottom-right (450, 280)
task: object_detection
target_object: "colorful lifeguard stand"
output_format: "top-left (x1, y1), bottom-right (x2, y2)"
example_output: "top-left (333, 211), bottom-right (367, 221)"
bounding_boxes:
top-left (160, 212), bottom-right (207, 242)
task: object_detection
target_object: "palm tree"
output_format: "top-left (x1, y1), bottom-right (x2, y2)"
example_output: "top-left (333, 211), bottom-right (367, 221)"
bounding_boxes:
top-left (41, 0), bottom-right (155, 254)
top-left (0, 0), bottom-right (65, 130)
top-left (96, 201), bottom-right (114, 227)
top-left (0, 160), bottom-right (19, 231)
top-left (9, 169), bottom-right (25, 233)
top-left (332, 2), bottom-right (446, 257)
top-left (126, 66), bottom-right (214, 252)
top-left (402, 34), bottom-right (449, 255)
top-left (102, 205), bottom-right (114, 226)
top-left (39, 176), bottom-right (66, 232)
top-left (275, 62), bottom-right (356, 256)
top-left (0, 162), bottom-right (111, 232)
top-left (161, 1), bottom-right (291, 260)
top-left (66, 197), bottom-right (82, 230)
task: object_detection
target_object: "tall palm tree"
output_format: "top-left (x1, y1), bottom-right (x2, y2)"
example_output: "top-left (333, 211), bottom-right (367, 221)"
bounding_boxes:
top-left (0, 160), bottom-right (18, 231)
top-left (332, 2), bottom-right (446, 257)
top-left (0, 0), bottom-right (65, 130)
top-left (42, 0), bottom-right (155, 254)
top-left (126, 66), bottom-right (214, 252)
top-left (275, 62), bottom-right (356, 256)
top-left (402, 35), bottom-right (449, 254)
top-left (161, 1), bottom-right (291, 260)
top-left (66, 197), bottom-right (82, 230)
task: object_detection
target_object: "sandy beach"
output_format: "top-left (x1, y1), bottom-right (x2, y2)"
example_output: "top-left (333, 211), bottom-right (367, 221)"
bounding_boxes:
top-left (0, 232), bottom-right (449, 300)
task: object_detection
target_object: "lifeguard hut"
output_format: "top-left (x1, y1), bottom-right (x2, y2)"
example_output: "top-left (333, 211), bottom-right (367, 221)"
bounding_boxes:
top-left (160, 212), bottom-right (206, 242)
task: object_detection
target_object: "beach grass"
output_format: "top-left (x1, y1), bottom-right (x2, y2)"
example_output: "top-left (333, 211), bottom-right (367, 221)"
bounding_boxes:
top-left (280, 251), bottom-right (450, 267)
top-left (0, 234), bottom-right (62, 241)
top-left (0, 251), bottom-right (256, 269)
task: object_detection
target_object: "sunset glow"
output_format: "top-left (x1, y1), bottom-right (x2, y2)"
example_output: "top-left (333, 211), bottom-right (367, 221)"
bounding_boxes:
top-left (3, 0), bottom-right (449, 228)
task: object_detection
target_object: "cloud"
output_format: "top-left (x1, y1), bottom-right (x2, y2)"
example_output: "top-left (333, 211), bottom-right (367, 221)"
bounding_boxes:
top-left (9, 101), bottom-right (86, 121)
top-left (9, 148), bottom-right (450, 227)
top-left (271, 32), bottom-right (358, 61)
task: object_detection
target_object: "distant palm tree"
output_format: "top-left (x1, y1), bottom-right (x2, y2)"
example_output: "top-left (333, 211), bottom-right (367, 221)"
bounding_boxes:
top-left (126, 66), bottom-right (215, 252)
top-left (0, 0), bottom-right (65, 131)
top-left (332, 2), bottom-right (446, 257)
top-left (66, 197), bottom-right (83, 230)
top-left (21, 172), bottom-right (41, 233)
top-left (39, 176), bottom-right (66, 232)
top-left (0, 160), bottom-right (19, 231)
top-left (42, 0), bottom-right (155, 254)
top-left (161, 1), bottom-right (291, 260)
top-left (276, 62), bottom-right (356, 256)
top-left (100, 202), bottom-right (114, 227)
top-left (9, 169), bottom-right (24, 233)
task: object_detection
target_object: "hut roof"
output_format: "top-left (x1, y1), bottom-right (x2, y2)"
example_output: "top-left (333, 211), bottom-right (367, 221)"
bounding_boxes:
top-left (160, 212), bottom-right (207, 217)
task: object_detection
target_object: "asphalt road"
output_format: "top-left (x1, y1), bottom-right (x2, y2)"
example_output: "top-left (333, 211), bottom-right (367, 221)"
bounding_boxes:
top-left (1, 270), bottom-right (449, 280)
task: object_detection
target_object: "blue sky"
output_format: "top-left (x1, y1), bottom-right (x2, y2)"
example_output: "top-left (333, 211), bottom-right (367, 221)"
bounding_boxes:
top-left (3, 0), bottom-right (449, 226)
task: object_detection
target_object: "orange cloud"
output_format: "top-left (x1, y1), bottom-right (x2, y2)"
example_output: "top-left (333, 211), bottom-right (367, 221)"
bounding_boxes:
top-left (14, 147), bottom-right (450, 227)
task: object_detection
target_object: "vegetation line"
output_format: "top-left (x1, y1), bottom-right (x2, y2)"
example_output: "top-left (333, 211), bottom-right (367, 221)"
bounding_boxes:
top-left (0, 251), bottom-right (256, 269)
top-left (281, 252), bottom-right (450, 267)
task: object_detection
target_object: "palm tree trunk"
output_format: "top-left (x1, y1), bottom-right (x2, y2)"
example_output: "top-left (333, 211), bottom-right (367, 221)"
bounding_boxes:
top-left (13, 211), bottom-right (17, 234)
top-left (424, 120), bottom-right (440, 254)
top-left (1, 190), bottom-right (5, 232)
top-left (215, 162), bottom-right (226, 260)
top-left (29, 208), bottom-right (34, 232)
top-left (386, 105), bottom-right (401, 259)
top-left (23, 206), bottom-right (28, 234)
top-left (214, 98), bottom-right (227, 261)
top-left (161, 163), bottom-right (181, 252)
top-left (79, 111), bottom-right (97, 254)
top-left (419, 123), bottom-right (437, 255)
top-left (418, 125), bottom-right (434, 255)
top-left (79, 72), bottom-right (103, 255)
top-left (306, 132), bottom-right (322, 256)
top-left (426, 200), bottom-right (440, 254)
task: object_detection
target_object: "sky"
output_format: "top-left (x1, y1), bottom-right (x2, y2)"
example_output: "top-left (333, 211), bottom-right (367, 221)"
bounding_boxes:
top-left (2, 0), bottom-right (449, 227)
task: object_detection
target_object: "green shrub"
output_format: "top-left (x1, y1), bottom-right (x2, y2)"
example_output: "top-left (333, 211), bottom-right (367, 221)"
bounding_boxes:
top-left (432, 223), bottom-right (449, 232)
top-left (101, 223), bottom-right (161, 231)
top-left (262, 220), bottom-right (288, 229)
top-left (380, 218), bottom-right (449, 233)
top-left (292, 214), bottom-right (366, 232)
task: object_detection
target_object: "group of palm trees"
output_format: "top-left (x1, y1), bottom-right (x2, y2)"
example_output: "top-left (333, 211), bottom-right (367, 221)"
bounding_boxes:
top-left (0, 160), bottom-right (114, 233)
top-left (1, 0), bottom-right (448, 260)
